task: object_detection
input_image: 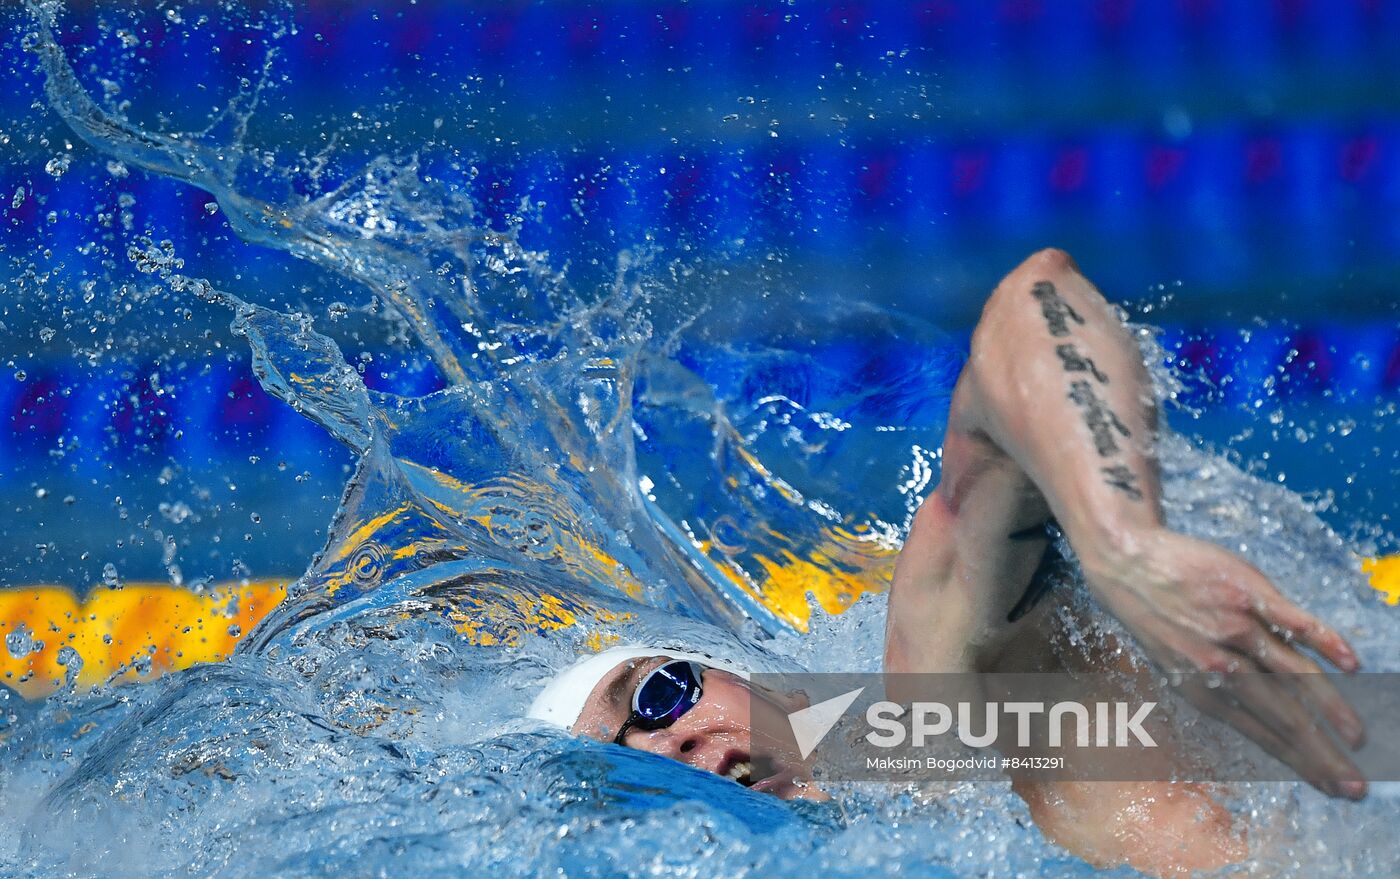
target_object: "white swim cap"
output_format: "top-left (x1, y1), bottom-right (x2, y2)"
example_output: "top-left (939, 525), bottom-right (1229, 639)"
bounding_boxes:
top-left (527, 644), bottom-right (751, 730)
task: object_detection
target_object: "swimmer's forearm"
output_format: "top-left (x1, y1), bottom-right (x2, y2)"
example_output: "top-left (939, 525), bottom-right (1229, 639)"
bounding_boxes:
top-left (954, 248), bottom-right (1163, 570)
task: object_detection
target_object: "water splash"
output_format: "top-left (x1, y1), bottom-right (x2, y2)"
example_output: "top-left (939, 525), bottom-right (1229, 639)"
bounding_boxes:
top-left (4, 3), bottom-right (1397, 878)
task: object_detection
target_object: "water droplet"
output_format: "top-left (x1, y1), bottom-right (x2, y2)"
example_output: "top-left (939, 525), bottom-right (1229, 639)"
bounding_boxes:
top-left (159, 500), bottom-right (192, 524)
top-left (102, 562), bottom-right (122, 589)
top-left (56, 646), bottom-right (82, 669)
top-left (44, 155), bottom-right (70, 179)
top-left (227, 624), bottom-right (242, 638)
top-left (5, 624), bottom-right (35, 659)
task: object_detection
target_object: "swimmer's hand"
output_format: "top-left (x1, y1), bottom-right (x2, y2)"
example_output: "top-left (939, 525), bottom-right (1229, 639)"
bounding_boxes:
top-left (1078, 525), bottom-right (1367, 800)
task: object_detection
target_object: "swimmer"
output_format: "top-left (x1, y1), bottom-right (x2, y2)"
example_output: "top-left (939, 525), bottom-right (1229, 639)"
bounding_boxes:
top-left (530, 249), bottom-right (1366, 876)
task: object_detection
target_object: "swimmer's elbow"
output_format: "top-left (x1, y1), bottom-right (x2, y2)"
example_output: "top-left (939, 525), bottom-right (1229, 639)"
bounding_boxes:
top-left (968, 247), bottom-right (1114, 368)
top-left (1027, 246), bottom-right (1078, 271)
top-left (974, 248), bottom-right (1079, 327)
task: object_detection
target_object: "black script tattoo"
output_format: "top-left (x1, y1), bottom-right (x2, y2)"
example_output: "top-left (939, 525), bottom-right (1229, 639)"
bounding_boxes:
top-left (1101, 464), bottom-right (1144, 501)
top-left (1067, 379), bottom-right (1131, 456)
top-left (1055, 343), bottom-right (1109, 384)
top-left (1031, 281), bottom-right (1085, 337)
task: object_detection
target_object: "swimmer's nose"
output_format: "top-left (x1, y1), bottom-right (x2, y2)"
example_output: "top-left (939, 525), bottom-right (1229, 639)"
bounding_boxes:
top-left (648, 732), bottom-right (752, 781)
top-left (627, 725), bottom-right (710, 764)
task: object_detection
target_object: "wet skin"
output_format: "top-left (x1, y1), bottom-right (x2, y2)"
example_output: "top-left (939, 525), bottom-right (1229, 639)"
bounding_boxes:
top-left (572, 655), bottom-right (828, 802)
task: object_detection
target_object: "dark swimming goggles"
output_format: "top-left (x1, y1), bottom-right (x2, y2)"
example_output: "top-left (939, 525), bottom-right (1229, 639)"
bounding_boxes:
top-left (613, 659), bottom-right (705, 745)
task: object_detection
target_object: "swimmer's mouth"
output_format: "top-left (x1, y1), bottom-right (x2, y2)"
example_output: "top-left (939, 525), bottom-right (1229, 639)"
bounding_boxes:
top-left (718, 751), bottom-right (787, 790)
top-left (716, 751), bottom-right (823, 801)
top-left (717, 751), bottom-right (757, 787)
top-left (725, 759), bottom-right (755, 787)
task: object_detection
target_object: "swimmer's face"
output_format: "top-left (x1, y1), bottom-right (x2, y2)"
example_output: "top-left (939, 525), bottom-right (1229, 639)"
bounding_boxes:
top-left (572, 655), bottom-right (827, 802)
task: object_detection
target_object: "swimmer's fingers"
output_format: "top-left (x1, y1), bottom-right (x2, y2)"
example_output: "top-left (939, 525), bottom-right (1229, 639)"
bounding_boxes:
top-left (1246, 629), bottom-right (1365, 751)
top-left (1201, 561), bottom-right (1366, 749)
top-left (1199, 692), bottom-right (1335, 794)
top-left (1137, 625), bottom-right (1353, 777)
top-left (1222, 671), bottom-right (1367, 800)
top-left (1190, 677), bottom-right (1365, 800)
top-left (1253, 588), bottom-right (1360, 674)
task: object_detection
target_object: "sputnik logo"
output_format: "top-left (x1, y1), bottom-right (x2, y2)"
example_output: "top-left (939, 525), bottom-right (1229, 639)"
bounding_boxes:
top-left (786, 687), bottom-right (865, 759)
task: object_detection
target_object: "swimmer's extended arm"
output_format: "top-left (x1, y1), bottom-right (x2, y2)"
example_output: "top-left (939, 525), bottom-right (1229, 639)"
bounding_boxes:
top-left (887, 248), bottom-right (1366, 799)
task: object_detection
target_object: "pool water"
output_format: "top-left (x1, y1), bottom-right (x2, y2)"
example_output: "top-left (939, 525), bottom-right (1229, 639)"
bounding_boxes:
top-left (3, 2), bottom-right (1399, 877)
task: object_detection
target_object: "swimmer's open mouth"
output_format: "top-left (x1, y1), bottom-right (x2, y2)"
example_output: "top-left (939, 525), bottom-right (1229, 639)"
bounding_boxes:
top-left (718, 751), bottom-right (756, 787)
top-left (719, 752), bottom-right (796, 792)
top-left (715, 750), bottom-right (819, 802)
